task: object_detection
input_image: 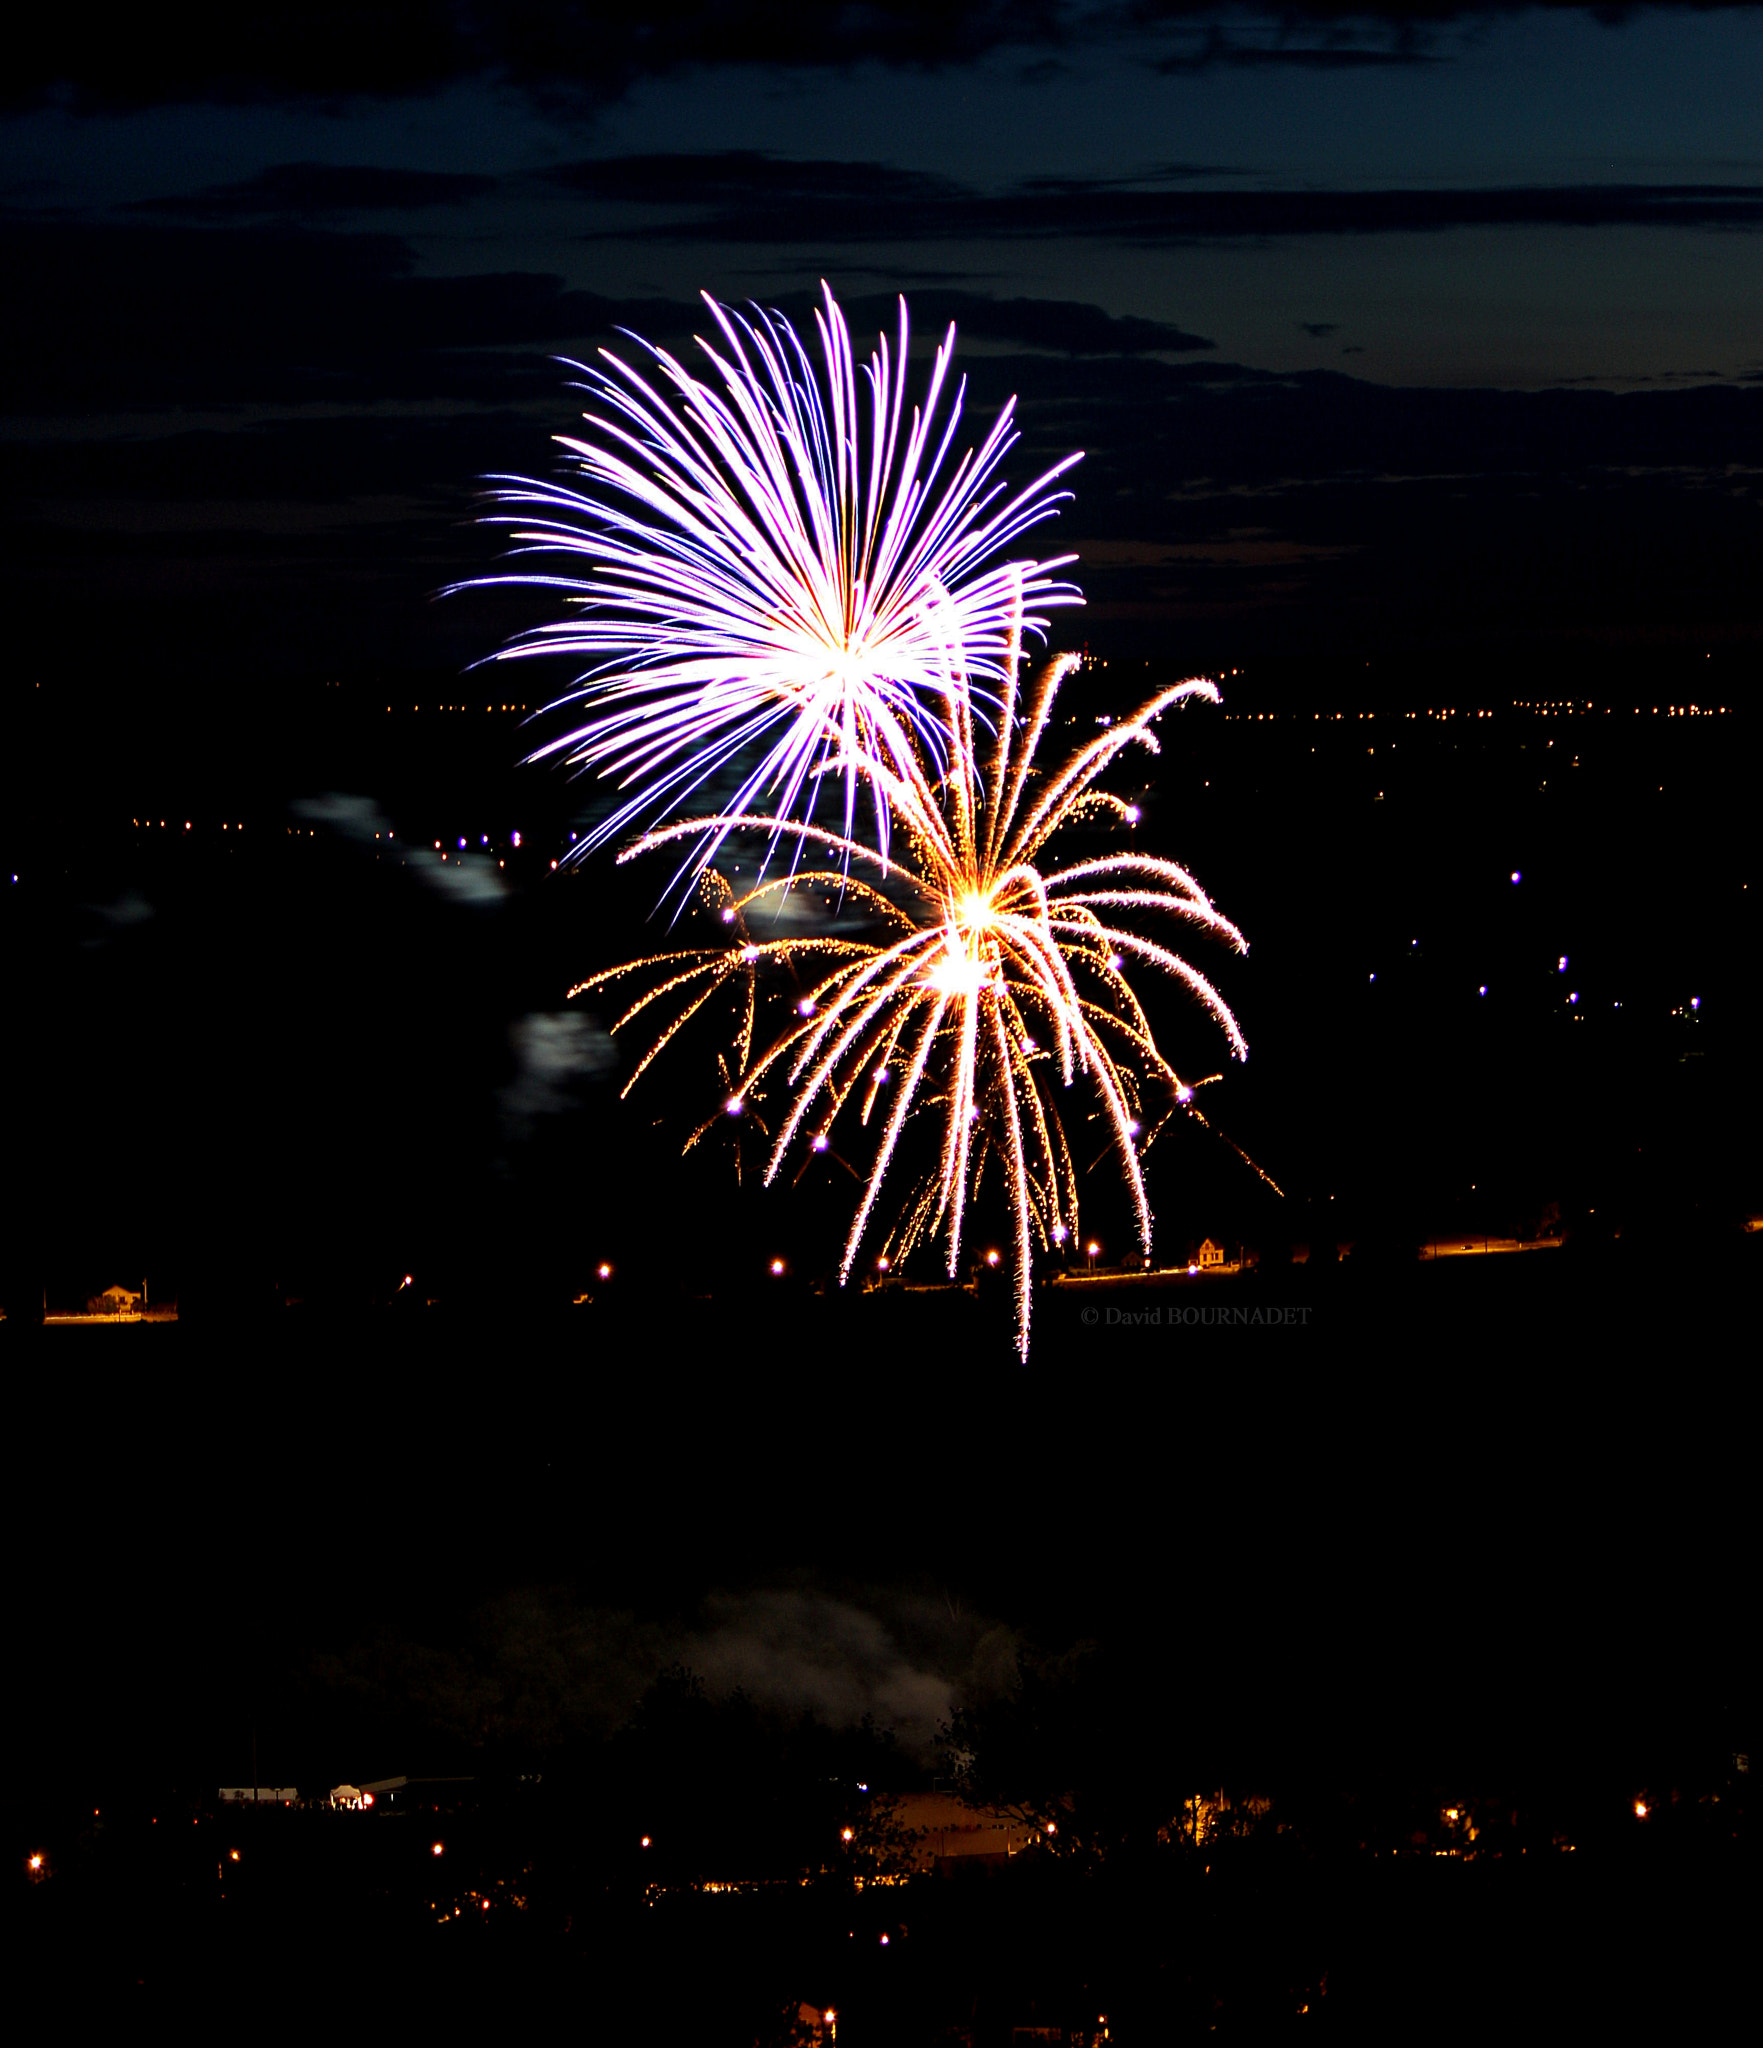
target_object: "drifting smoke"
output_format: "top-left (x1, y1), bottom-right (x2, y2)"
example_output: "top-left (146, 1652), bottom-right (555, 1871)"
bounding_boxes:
top-left (309, 1581), bottom-right (1018, 1762)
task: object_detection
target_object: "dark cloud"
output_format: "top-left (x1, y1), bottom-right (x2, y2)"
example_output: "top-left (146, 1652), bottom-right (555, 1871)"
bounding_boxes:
top-left (6, 194), bottom-right (1761, 686)
top-left (1149, 19), bottom-right (1445, 70)
top-left (10, 4), bottom-right (1757, 112)
top-left (0, 213), bottom-right (1213, 426)
top-left (1010, 356), bottom-right (1763, 656)
top-left (5, 2), bottom-right (1061, 113)
top-left (837, 289), bottom-right (1214, 354)
top-left (0, 218), bottom-right (694, 409)
top-left (583, 156), bottom-right (1763, 244)
top-left (128, 162), bottom-right (500, 218)
top-left (11, 313), bottom-right (1763, 691)
top-left (542, 148), bottom-right (960, 209)
top-left (1019, 162), bottom-right (1253, 192)
top-left (1298, 321), bottom-right (1341, 337)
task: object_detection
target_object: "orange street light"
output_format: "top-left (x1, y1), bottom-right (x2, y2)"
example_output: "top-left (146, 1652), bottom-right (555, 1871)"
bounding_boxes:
top-left (431, 1841), bottom-right (445, 1857)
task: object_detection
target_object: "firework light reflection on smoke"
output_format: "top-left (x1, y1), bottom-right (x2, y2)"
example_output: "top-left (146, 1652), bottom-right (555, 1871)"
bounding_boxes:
top-left (462, 284), bottom-right (1082, 887)
top-left (571, 616), bottom-right (1250, 1359)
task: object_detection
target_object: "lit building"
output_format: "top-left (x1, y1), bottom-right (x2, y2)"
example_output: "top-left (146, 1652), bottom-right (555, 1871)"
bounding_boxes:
top-left (889, 1792), bottom-right (1041, 1875)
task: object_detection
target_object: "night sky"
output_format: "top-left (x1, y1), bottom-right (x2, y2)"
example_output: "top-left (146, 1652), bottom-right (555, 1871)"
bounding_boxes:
top-left (4, 5), bottom-right (1757, 1824)
top-left (6, 1), bottom-right (1763, 684)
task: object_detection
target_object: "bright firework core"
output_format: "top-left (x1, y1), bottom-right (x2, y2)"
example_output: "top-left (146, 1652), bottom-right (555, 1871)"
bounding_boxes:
top-left (928, 946), bottom-right (992, 998)
top-left (926, 888), bottom-right (1003, 993)
top-left (957, 889), bottom-right (1000, 932)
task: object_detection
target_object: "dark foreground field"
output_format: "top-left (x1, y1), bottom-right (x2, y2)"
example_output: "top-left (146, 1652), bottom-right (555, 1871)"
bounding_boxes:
top-left (11, 1771), bottom-right (1753, 2038)
top-left (10, 1244), bottom-right (1753, 2037)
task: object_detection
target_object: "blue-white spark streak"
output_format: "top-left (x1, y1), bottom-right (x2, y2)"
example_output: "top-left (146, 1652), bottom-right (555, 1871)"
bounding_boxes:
top-left (465, 285), bottom-right (1081, 878)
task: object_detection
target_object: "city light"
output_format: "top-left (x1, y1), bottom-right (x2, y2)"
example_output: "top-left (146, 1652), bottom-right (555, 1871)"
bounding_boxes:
top-left (431, 1842), bottom-right (444, 1857)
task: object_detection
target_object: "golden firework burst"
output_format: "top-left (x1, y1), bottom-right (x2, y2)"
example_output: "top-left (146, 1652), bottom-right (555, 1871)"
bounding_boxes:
top-left (572, 623), bottom-right (1249, 1357)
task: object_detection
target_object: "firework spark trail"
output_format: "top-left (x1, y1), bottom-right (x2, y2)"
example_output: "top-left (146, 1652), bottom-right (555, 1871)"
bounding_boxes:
top-left (573, 625), bottom-right (1250, 1359)
top-left (460, 284), bottom-right (1082, 885)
